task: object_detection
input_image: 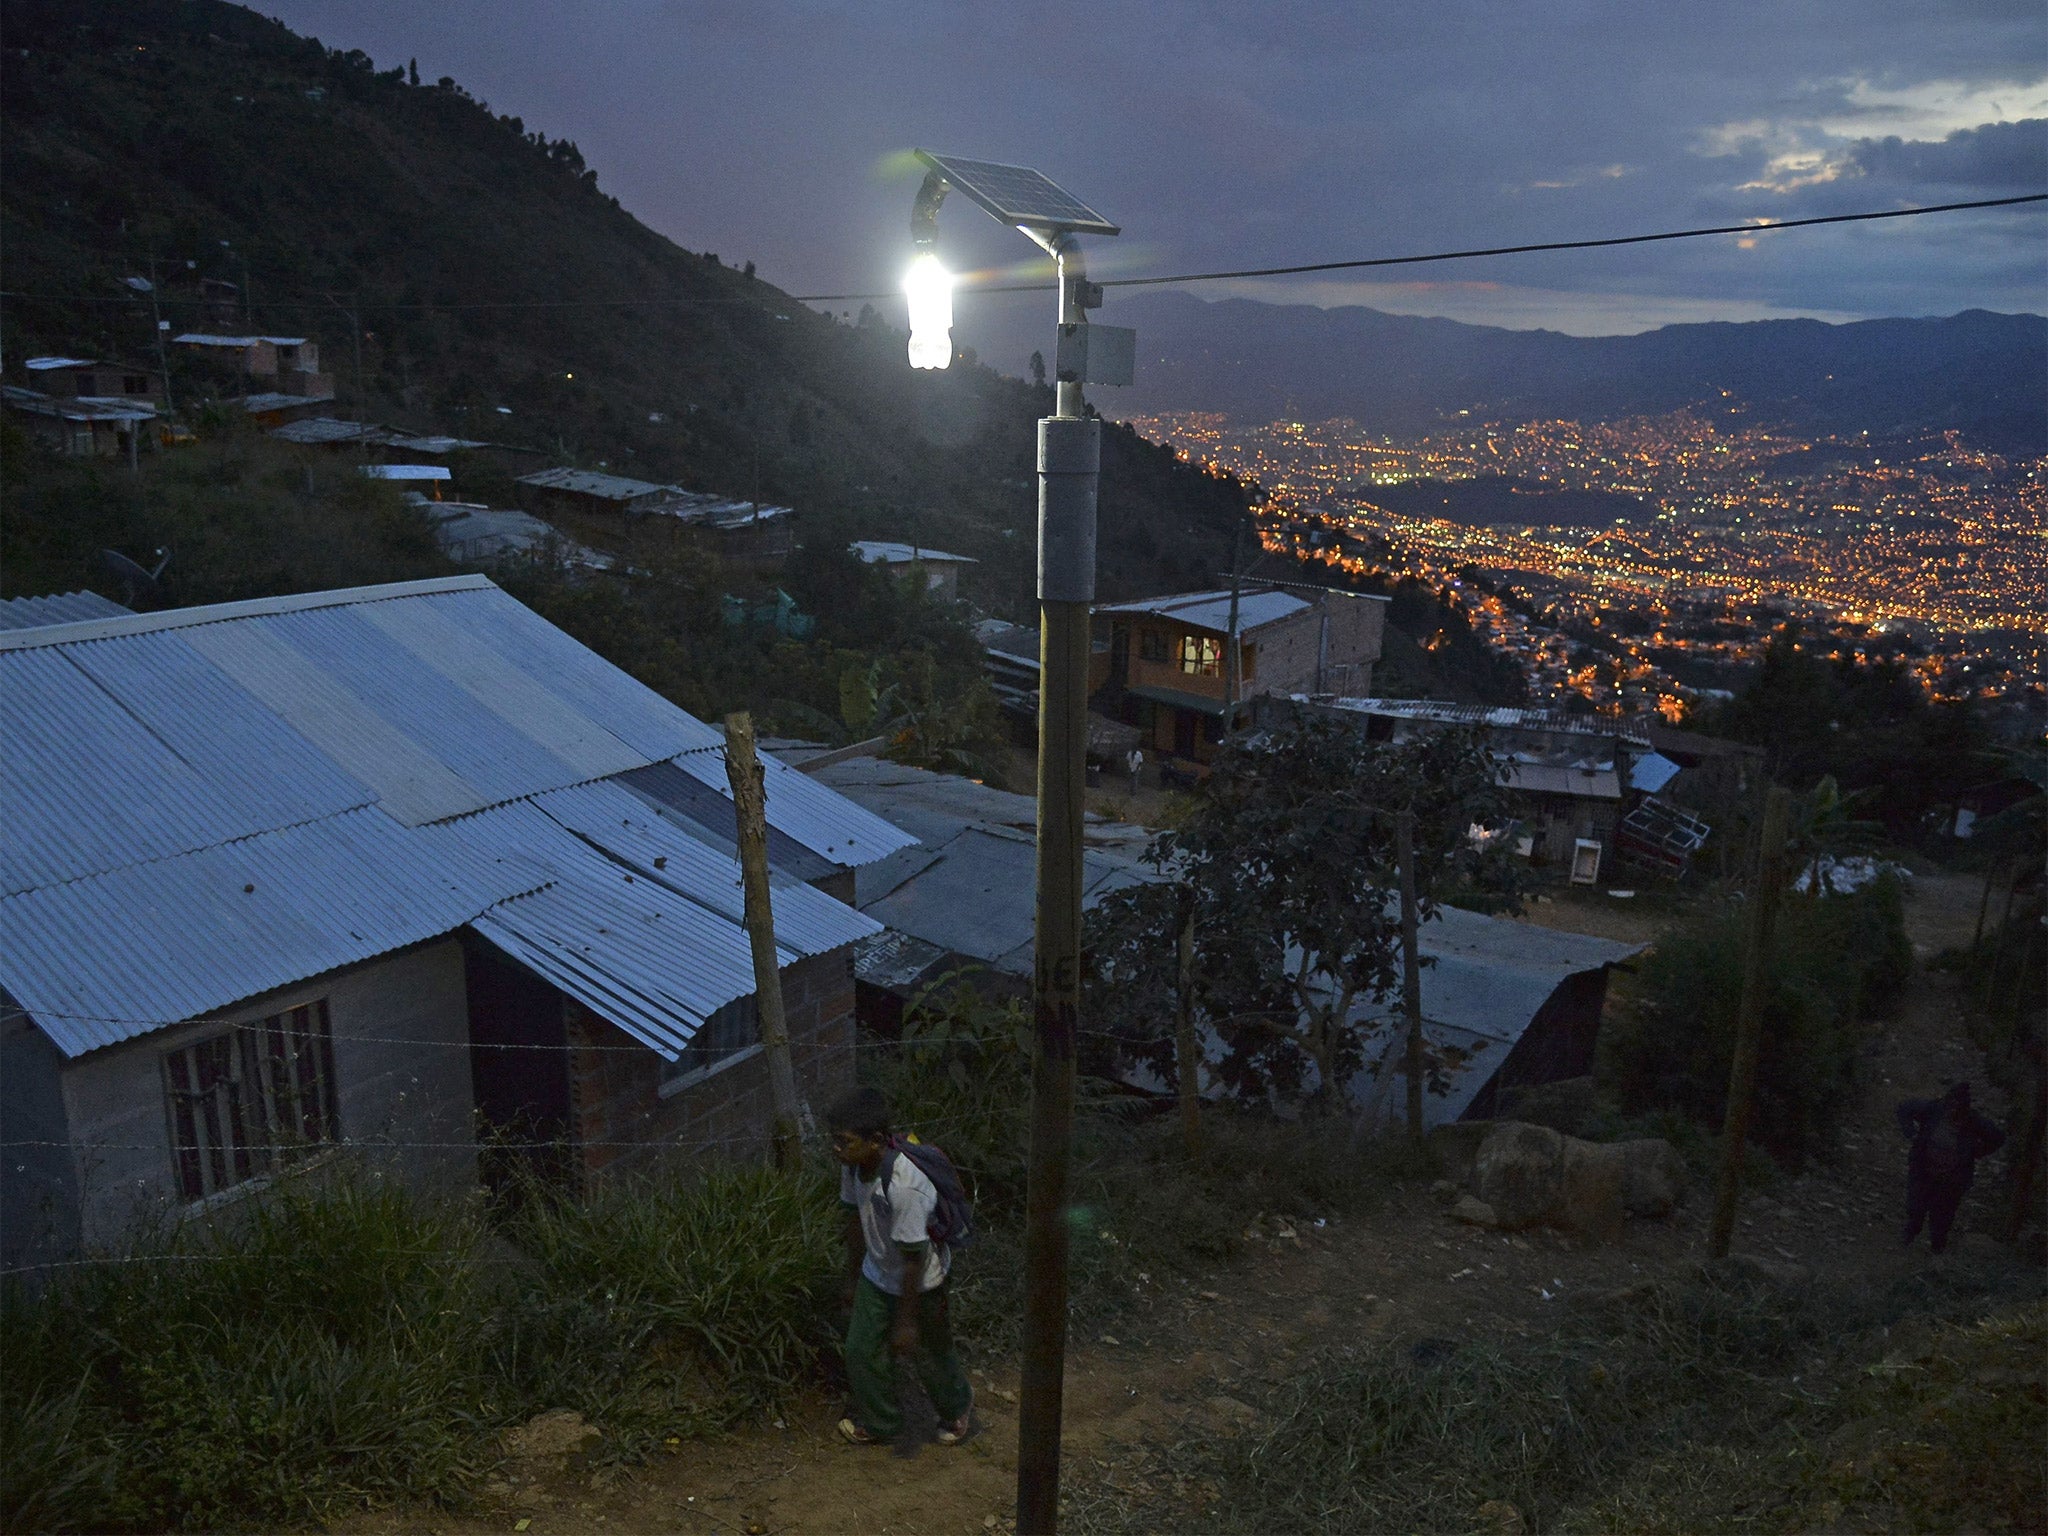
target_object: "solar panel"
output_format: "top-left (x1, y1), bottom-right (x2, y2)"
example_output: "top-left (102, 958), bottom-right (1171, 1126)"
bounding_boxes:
top-left (914, 151), bottom-right (1120, 236)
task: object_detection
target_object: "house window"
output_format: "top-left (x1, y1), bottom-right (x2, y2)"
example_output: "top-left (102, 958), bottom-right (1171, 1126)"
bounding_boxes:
top-left (123, 375), bottom-right (150, 395)
top-left (1137, 628), bottom-right (1168, 664)
top-left (1180, 634), bottom-right (1222, 676)
top-left (660, 994), bottom-right (761, 1090)
top-left (163, 1001), bottom-right (338, 1203)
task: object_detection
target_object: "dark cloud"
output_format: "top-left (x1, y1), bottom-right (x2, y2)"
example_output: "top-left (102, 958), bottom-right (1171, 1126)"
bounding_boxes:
top-left (261, 0), bottom-right (2047, 337)
top-left (1848, 118), bottom-right (2048, 188)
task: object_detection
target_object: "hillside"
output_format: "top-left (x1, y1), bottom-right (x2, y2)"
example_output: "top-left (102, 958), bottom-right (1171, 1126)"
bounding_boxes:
top-left (0, 0), bottom-right (1247, 607)
top-left (1109, 291), bottom-right (2048, 453)
top-left (0, 0), bottom-right (1522, 708)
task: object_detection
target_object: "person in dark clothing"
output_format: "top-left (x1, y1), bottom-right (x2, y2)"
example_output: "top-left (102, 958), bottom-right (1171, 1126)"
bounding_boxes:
top-left (1897, 1081), bottom-right (2006, 1253)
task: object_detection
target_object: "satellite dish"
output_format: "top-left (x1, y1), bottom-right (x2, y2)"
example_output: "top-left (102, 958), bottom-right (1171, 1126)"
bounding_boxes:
top-left (95, 547), bottom-right (171, 607)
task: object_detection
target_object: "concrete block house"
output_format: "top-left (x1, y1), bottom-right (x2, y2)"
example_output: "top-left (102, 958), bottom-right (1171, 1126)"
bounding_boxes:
top-left (0, 575), bottom-right (914, 1269)
top-left (1093, 584), bottom-right (1388, 774)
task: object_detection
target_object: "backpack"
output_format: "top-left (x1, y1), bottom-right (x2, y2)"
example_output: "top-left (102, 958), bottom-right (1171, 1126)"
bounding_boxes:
top-left (878, 1132), bottom-right (975, 1250)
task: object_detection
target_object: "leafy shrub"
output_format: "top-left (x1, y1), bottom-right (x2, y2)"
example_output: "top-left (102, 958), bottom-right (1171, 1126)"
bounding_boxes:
top-left (1599, 879), bottom-right (1912, 1164)
top-left (502, 1162), bottom-right (840, 1447)
top-left (0, 1163), bottom-right (843, 1531)
top-left (0, 1178), bottom-right (502, 1533)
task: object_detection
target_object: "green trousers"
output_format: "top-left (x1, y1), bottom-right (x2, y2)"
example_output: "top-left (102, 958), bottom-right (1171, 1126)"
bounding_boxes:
top-left (846, 1273), bottom-right (973, 1439)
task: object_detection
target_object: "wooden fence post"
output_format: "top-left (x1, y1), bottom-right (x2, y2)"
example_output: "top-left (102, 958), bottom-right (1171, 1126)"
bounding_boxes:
top-left (1706, 784), bottom-right (1793, 1260)
top-left (723, 711), bottom-right (803, 1172)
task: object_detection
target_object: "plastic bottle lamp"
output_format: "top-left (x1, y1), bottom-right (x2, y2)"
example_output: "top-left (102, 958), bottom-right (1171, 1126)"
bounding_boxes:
top-left (903, 252), bottom-right (954, 370)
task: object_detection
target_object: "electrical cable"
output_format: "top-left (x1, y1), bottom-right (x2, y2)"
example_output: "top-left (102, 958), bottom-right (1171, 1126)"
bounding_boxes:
top-left (3, 193), bottom-right (2039, 312)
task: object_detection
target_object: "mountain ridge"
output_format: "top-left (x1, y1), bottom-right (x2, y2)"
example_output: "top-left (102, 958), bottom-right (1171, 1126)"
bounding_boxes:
top-left (1101, 290), bottom-right (2047, 452)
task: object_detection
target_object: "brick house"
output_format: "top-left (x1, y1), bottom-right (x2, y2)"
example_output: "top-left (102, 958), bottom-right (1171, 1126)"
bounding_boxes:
top-left (1094, 584), bottom-right (1388, 771)
top-left (0, 575), bottom-right (913, 1268)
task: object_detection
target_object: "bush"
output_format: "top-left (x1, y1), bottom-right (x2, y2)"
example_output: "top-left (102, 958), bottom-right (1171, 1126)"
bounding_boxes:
top-left (1599, 879), bottom-right (1912, 1164)
top-left (0, 1178), bottom-right (502, 1533)
top-left (0, 1163), bottom-right (843, 1532)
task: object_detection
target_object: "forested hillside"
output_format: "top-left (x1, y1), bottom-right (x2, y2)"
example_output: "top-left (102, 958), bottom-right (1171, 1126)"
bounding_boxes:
top-left (0, 0), bottom-right (1519, 706)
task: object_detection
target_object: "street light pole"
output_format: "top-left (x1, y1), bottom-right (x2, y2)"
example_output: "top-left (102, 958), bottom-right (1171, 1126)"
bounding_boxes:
top-left (1016, 234), bottom-right (1097, 1536)
top-left (899, 155), bottom-right (1126, 1534)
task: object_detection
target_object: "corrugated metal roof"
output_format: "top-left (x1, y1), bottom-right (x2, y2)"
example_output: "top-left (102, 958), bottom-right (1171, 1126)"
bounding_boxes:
top-left (269, 416), bottom-right (378, 445)
top-left (526, 780), bottom-right (879, 961)
top-left (239, 392), bottom-right (334, 413)
top-left (172, 333), bottom-right (307, 347)
top-left (2, 575), bottom-right (889, 1059)
top-left (23, 356), bottom-right (94, 371)
top-left (1339, 908), bottom-right (1641, 1130)
top-left (670, 745), bottom-right (917, 869)
top-left (850, 541), bottom-right (976, 566)
top-left (1097, 587), bottom-right (1311, 634)
top-left (360, 464), bottom-right (450, 481)
top-left (1, 808), bottom-right (545, 1055)
top-left (1316, 696), bottom-right (1652, 747)
top-left (518, 466), bottom-right (674, 501)
top-left (0, 591), bottom-right (129, 631)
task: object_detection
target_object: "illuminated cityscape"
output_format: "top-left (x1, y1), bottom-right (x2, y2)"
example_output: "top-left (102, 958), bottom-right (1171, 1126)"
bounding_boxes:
top-left (1126, 405), bottom-right (2044, 716)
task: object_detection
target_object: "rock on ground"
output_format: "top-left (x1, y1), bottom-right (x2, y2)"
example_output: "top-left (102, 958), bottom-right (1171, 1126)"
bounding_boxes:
top-left (1472, 1122), bottom-right (1681, 1237)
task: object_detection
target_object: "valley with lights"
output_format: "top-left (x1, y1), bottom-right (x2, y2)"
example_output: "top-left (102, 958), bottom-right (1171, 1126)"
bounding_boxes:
top-left (1127, 404), bottom-right (2044, 719)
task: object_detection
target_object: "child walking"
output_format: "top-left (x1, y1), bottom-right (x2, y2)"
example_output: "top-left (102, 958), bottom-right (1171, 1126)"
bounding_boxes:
top-left (826, 1086), bottom-right (975, 1447)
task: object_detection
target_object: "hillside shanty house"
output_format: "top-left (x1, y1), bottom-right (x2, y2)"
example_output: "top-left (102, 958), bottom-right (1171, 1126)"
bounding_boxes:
top-left (5, 356), bottom-right (163, 459)
top-left (850, 541), bottom-right (978, 602)
top-left (1285, 697), bottom-right (1706, 881)
top-left (172, 333), bottom-right (332, 399)
top-left (1092, 584), bottom-right (1388, 774)
top-left (0, 575), bottom-right (914, 1271)
top-left (517, 468), bottom-right (795, 567)
top-left (19, 356), bottom-right (166, 410)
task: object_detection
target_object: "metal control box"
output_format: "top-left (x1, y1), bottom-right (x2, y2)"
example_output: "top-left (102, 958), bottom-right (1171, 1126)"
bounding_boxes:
top-left (1055, 323), bottom-right (1136, 387)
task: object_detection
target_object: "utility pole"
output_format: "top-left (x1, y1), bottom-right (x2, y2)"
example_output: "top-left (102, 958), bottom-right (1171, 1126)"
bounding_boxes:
top-left (1706, 784), bottom-right (1793, 1260)
top-left (1222, 513), bottom-right (1246, 733)
top-left (1016, 236), bottom-right (1097, 1536)
top-left (723, 712), bottom-right (804, 1172)
top-left (1176, 890), bottom-right (1202, 1157)
top-left (147, 251), bottom-right (174, 416)
top-left (1397, 807), bottom-right (1425, 1144)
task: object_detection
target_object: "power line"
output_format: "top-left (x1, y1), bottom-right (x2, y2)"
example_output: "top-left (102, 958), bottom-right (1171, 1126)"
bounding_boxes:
top-left (3, 193), bottom-right (2039, 314)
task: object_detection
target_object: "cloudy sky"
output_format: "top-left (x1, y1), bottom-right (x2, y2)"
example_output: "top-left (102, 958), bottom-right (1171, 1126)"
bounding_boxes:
top-left (266, 0), bottom-right (2045, 354)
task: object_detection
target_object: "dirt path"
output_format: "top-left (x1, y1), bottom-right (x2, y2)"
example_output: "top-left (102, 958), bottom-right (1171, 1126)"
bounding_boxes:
top-left (345, 877), bottom-right (2018, 1536)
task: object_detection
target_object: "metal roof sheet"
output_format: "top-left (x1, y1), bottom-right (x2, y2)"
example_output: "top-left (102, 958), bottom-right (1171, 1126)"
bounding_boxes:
top-left (670, 745), bottom-right (917, 869)
top-left (1, 574), bottom-right (889, 1059)
top-left (0, 591), bottom-right (129, 631)
top-left (1316, 696), bottom-right (1652, 747)
top-left (1338, 908), bottom-right (1641, 1129)
top-left (360, 464), bottom-right (450, 481)
top-left (1626, 751), bottom-right (1683, 795)
top-left (517, 466), bottom-right (674, 501)
top-left (850, 541), bottom-right (977, 566)
top-left (1, 808), bottom-right (544, 1055)
top-left (269, 416), bottom-right (378, 445)
top-left (526, 780), bottom-right (879, 961)
top-left (23, 356), bottom-right (95, 371)
top-left (239, 392), bottom-right (334, 413)
top-left (1097, 587), bottom-right (1311, 634)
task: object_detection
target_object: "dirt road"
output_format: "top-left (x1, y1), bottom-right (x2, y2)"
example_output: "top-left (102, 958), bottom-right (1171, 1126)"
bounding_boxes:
top-left (347, 876), bottom-right (2020, 1536)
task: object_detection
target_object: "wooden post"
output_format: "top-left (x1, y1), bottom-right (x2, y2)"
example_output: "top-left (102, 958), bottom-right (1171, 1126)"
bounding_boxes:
top-left (1397, 808), bottom-right (1426, 1144)
top-left (1176, 891), bottom-right (1201, 1158)
top-left (1017, 598), bottom-right (1088, 1535)
top-left (1706, 784), bottom-right (1793, 1260)
top-left (723, 712), bottom-right (803, 1172)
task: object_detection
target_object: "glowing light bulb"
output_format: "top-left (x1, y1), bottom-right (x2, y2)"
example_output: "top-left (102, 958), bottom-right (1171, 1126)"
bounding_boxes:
top-left (904, 253), bottom-right (953, 370)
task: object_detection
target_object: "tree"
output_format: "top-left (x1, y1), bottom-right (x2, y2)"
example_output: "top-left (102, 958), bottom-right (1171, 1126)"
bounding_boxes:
top-left (407, 57), bottom-right (419, 87)
top-left (1085, 712), bottom-right (1514, 1118)
top-left (1029, 350), bottom-right (1047, 389)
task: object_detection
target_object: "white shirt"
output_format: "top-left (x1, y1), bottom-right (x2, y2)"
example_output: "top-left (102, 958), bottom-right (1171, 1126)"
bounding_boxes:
top-left (842, 1154), bottom-right (951, 1295)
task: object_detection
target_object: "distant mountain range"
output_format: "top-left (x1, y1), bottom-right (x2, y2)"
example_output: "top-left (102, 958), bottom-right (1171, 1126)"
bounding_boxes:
top-left (1097, 291), bottom-right (2047, 453)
